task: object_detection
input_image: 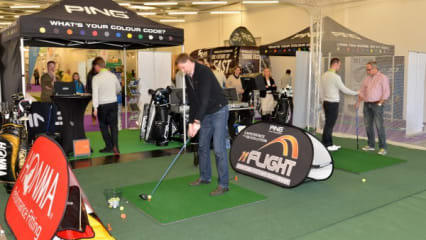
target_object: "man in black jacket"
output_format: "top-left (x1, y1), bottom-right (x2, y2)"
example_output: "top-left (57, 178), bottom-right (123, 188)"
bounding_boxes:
top-left (176, 53), bottom-right (230, 196)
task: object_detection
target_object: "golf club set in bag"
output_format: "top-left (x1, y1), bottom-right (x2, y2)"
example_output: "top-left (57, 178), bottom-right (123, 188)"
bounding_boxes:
top-left (0, 93), bottom-right (32, 193)
top-left (273, 85), bottom-right (294, 125)
top-left (140, 87), bottom-right (180, 146)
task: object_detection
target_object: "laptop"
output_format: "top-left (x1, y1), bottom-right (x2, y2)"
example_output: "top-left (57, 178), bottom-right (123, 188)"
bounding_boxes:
top-left (54, 82), bottom-right (76, 96)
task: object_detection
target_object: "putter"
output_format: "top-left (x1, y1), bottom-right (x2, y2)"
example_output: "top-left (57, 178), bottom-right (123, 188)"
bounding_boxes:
top-left (356, 109), bottom-right (359, 151)
top-left (140, 139), bottom-right (190, 201)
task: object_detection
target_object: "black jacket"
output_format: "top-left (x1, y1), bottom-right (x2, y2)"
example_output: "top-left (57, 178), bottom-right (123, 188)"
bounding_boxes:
top-left (260, 77), bottom-right (277, 98)
top-left (186, 62), bottom-right (228, 123)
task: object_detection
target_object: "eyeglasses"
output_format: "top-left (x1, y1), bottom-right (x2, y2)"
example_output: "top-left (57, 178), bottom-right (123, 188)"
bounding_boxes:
top-left (366, 68), bottom-right (373, 72)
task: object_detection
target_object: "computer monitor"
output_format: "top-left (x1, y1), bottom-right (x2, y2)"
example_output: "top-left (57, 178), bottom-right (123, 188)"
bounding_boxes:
top-left (54, 82), bottom-right (75, 95)
top-left (222, 88), bottom-right (239, 102)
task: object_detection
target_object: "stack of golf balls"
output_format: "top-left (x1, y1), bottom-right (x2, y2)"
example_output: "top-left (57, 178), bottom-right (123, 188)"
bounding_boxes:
top-left (108, 197), bottom-right (121, 208)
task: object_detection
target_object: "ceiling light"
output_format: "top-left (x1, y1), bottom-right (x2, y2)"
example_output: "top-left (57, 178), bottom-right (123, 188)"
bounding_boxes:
top-left (242, 0), bottom-right (279, 3)
top-left (118, 3), bottom-right (131, 6)
top-left (144, 2), bottom-right (178, 6)
top-left (0, 16), bottom-right (4, 19)
top-left (210, 10), bottom-right (241, 14)
top-left (10, 5), bottom-right (41, 9)
top-left (137, 12), bottom-right (157, 16)
top-left (168, 11), bottom-right (198, 15)
top-left (14, 15), bottom-right (20, 18)
top-left (192, 1), bottom-right (228, 4)
top-left (160, 19), bottom-right (185, 22)
top-left (0, 22), bottom-right (12, 25)
top-left (130, 5), bottom-right (156, 10)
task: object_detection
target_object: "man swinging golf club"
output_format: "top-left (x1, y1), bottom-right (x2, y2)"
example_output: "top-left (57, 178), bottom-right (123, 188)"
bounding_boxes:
top-left (176, 53), bottom-right (230, 196)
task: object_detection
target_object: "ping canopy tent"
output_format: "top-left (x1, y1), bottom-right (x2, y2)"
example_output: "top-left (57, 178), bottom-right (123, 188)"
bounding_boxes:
top-left (0, 0), bottom-right (184, 101)
top-left (260, 16), bottom-right (394, 57)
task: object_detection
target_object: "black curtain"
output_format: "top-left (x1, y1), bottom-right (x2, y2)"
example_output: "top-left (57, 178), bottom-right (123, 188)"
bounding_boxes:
top-left (0, 38), bottom-right (22, 102)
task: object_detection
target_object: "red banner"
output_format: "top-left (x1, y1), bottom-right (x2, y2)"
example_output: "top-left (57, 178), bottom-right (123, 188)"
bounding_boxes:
top-left (5, 135), bottom-right (69, 240)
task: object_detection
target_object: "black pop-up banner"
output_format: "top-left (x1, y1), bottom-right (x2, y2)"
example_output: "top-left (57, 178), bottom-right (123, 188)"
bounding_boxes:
top-left (230, 122), bottom-right (333, 188)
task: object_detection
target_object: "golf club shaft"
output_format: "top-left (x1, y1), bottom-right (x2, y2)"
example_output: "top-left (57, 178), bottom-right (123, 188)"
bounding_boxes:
top-left (356, 109), bottom-right (359, 150)
top-left (150, 139), bottom-right (190, 196)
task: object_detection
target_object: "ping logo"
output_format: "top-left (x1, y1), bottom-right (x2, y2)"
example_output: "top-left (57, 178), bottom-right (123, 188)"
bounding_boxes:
top-left (268, 125), bottom-right (284, 135)
top-left (64, 5), bottom-right (129, 19)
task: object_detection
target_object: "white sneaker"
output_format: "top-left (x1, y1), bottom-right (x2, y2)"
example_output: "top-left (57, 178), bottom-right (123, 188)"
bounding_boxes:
top-left (327, 145), bottom-right (340, 151)
top-left (362, 146), bottom-right (375, 151)
top-left (378, 148), bottom-right (387, 156)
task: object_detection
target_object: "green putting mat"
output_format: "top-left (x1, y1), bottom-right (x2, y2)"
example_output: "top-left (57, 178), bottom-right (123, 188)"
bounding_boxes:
top-left (119, 175), bottom-right (266, 224)
top-left (331, 148), bottom-right (406, 173)
top-left (69, 129), bottom-right (182, 160)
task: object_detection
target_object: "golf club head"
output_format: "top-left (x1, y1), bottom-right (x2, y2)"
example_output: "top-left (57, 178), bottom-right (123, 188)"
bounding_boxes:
top-left (139, 193), bottom-right (149, 200)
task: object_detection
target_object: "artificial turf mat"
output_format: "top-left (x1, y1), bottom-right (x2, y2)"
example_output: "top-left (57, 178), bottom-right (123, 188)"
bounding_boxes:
top-left (119, 175), bottom-right (267, 224)
top-left (331, 148), bottom-right (406, 173)
top-left (69, 129), bottom-right (182, 160)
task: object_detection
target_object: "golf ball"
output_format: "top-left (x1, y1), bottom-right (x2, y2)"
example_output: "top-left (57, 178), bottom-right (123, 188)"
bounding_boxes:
top-left (148, 195), bottom-right (152, 200)
top-left (120, 206), bottom-right (124, 211)
top-left (362, 178), bottom-right (366, 183)
top-left (121, 213), bottom-right (127, 220)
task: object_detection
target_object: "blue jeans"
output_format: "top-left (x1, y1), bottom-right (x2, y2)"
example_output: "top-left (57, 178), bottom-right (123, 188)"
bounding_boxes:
top-left (198, 105), bottom-right (229, 188)
top-left (363, 102), bottom-right (387, 149)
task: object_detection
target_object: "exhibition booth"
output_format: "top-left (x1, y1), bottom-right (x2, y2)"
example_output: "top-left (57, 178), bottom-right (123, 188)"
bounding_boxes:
top-left (0, 0), bottom-right (426, 239)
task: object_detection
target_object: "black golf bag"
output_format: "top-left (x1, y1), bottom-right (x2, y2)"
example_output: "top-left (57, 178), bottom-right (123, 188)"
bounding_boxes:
top-left (0, 93), bottom-right (31, 193)
top-left (274, 85), bottom-right (294, 125)
top-left (140, 87), bottom-right (178, 146)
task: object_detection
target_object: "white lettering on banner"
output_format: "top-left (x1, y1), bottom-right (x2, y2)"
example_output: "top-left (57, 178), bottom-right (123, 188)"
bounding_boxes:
top-left (243, 150), bottom-right (297, 177)
top-left (85, 23), bottom-right (108, 29)
top-left (11, 190), bottom-right (43, 240)
top-left (64, 5), bottom-right (129, 19)
top-left (331, 32), bottom-right (362, 40)
top-left (143, 28), bottom-right (166, 34)
top-left (49, 20), bottom-right (83, 28)
top-left (20, 152), bottom-right (59, 218)
top-left (236, 163), bottom-right (291, 185)
top-left (111, 25), bottom-right (142, 32)
top-left (269, 125), bottom-right (284, 134)
top-left (0, 142), bottom-right (7, 176)
top-left (28, 113), bottom-right (44, 128)
top-left (212, 59), bottom-right (232, 74)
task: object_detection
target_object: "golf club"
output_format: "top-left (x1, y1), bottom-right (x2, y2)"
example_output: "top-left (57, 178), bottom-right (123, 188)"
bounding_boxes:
top-left (356, 108), bottom-right (359, 150)
top-left (139, 138), bottom-right (191, 201)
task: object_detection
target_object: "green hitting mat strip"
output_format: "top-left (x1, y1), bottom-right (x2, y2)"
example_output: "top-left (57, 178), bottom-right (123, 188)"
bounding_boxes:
top-left (331, 148), bottom-right (406, 173)
top-left (119, 175), bottom-right (267, 224)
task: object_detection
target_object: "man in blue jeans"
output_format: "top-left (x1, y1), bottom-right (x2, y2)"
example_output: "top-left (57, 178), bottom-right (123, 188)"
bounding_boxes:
top-left (356, 62), bottom-right (390, 155)
top-left (176, 53), bottom-right (230, 196)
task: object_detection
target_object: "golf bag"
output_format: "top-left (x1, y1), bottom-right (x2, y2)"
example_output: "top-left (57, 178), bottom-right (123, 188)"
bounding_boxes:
top-left (0, 93), bottom-right (31, 193)
top-left (140, 87), bottom-right (178, 146)
top-left (274, 85), bottom-right (293, 125)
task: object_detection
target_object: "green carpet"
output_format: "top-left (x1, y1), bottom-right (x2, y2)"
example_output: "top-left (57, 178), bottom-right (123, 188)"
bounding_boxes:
top-left (331, 148), bottom-right (406, 173)
top-left (119, 175), bottom-right (266, 224)
top-left (69, 130), bottom-right (182, 161)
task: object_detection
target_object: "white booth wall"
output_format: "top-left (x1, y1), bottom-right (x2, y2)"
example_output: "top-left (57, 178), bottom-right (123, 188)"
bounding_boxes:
top-left (137, 51), bottom-right (172, 106)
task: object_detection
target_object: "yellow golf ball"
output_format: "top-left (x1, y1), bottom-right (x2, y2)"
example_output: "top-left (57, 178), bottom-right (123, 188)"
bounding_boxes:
top-left (120, 206), bottom-right (124, 211)
top-left (147, 195), bottom-right (152, 200)
top-left (362, 178), bottom-right (366, 183)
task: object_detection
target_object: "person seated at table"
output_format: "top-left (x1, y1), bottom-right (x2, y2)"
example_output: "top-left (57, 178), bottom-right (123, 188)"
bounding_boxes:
top-left (72, 72), bottom-right (85, 94)
top-left (260, 68), bottom-right (277, 121)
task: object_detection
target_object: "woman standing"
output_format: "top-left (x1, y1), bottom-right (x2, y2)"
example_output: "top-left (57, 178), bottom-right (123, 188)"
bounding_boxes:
top-left (259, 68), bottom-right (277, 121)
top-left (225, 66), bottom-right (244, 139)
top-left (72, 72), bottom-right (85, 93)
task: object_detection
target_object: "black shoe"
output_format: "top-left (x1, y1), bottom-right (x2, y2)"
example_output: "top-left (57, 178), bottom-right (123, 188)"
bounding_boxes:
top-left (100, 148), bottom-right (113, 153)
top-left (189, 178), bottom-right (210, 186)
top-left (210, 186), bottom-right (229, 196)
top-left (113, 147), bottom-right (120, 155)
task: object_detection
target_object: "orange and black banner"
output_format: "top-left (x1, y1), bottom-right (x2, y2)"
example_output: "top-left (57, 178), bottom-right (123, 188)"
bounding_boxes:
top-left (230, 122), bottom-right (314, 188)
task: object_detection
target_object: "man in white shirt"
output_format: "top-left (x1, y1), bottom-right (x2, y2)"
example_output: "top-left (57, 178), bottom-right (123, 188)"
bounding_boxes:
top-left (320, 58), bottom-right (358, 151)
top-left (92, 57), bottom-right (122, 154)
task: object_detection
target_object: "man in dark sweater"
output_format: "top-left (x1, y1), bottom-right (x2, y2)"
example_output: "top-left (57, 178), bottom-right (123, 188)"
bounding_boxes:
top-left (176, 53), bottom-right (230, 196)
